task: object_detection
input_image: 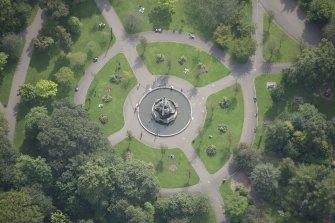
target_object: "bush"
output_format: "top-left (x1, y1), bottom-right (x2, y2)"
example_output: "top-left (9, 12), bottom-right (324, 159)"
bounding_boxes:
top-left (235, 185), bottom-right (248, 197)
top-left (218, 124), bottom-right (228, 133)
top-left (219, 97), bottom-right (230, 109)
top-left (156, 54), bottom-right (165, 63)
top-left (110, 74), bottom-right (122, 84)
top-left (102, 95), bottom-right (112, 103)
top-left (125, 13), bottom-right (143, 33)
top-left (206, 145), bottom-right (217, 156)
top-left (233, 143), bottom-right (260, 173)
top-left (99, 115), bottom-right (108, 124)
top-left (178, 55), bottom-right (187, 65)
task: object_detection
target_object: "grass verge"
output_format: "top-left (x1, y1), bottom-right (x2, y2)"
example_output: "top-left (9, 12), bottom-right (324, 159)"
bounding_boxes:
top-left (138, 42), bottom-right (230, 87)
top-left (193, 85), bottom-right (244, 173)
top-left (86, 53), bottom-right (137, 136)
top-left (114, 138), bottom-right (200, 188)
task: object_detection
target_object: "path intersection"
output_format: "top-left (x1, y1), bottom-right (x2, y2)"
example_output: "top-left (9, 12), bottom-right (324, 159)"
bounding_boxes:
top-left (3, 0), bottom-right (320, 222)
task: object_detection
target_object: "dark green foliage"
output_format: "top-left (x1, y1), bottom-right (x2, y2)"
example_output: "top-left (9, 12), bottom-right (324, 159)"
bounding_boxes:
top-left (224, 194), bottom-right (248, 223)
top-left (125, 13), bottom-right (144, 33)
top-left (25, 106), bottom-right (49, 139)
top-left (34, 36), bottom-right (55, 50)
top-left (40, 0), bottom-right (69, 18)
top-left (54, 26), bottom-right (73, 51)
top-left (264, 104), bottom-right (333, 164)
top-left (67, 16), bottom-right (82, 35)
top-left (270, 84), bottom-right (285, 103)
top-left (0, 34), bottom-right (24, 59)
top-left (323, 17), bottom-right (335, 43)
top-left (278, 158), bottom-right (296, 187)
top-left (0, 191), bottom-right (44, 223)
top-left (14, 155), bottom-right (53, 187)
top-left (232, 37), bottom-right (257, 63)
top-left (282, 39), bottom-right (335, 90)
top-left (0, 0), bottom-right (32, 35)
top-left (149, 6), bottom-right (173, 29)
top-left (36, 101), bottom-right (104, 172)
top-left (284, 164), bottom-right (335, 220)
top-left (307, 0), bottom-right (334, 24)
top-left (250, 163), bottom-right (279, 201)
top-left (242, 205), bottom-right (271, 223)
top-left (233, 143), bottom-right (260, 173)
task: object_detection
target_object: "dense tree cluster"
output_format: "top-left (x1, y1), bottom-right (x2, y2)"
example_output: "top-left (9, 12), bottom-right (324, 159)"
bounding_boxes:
top-left (183, 0), bottom-right (256, 62)
top-left (282, 39), bottom-right (335, 90)
top-left (264, 103), bottom-right (333, 164)
top-left (298, 0), bottom-right (335, 43)
top-left (18, 80), bottom-right (58, 103)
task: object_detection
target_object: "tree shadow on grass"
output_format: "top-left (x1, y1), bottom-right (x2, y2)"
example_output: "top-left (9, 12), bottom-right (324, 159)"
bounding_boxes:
top-left (155, 159), bottom-right (164, 173)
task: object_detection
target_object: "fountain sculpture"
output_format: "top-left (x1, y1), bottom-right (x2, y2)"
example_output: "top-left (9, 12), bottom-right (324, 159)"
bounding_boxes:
top-left (152, 97), bottom-right (178, 124)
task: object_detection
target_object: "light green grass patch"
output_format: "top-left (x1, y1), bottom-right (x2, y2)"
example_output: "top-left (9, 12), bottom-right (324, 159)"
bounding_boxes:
top-left (114, 138), bottom-right (200, 188)
top-left (86, 53), bottom-right (137, 136)
top-left (254, 73), bottom-right (335, 151)
top-left (193, 85), bottom-right (244, 173)
top-left (219, 177), bottom-right (233, 202)
top-left (263, 13), bottom-right (301, 63)
top-left (138, 42), bottom-right (230, 87)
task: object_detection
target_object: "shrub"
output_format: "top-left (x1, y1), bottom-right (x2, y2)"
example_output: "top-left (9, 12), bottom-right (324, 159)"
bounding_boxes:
top-left (235, 185), bottom-right (248, 197)
top-left (102, 95), bottom-right (112, 103)
top-left (218, 124), bottom-right (228, 133)
top-left (219, 97), bottom-right (230, 109)
top-left (206, 145), bottom-right (217, 157)
top-left (156, 54), bottom-right (165, 63)
top-left (99, 115), bottom-right (108, 124)
top-left (110, 74), bottom-right (122, 84)
top-left (178, 55), bottom-right (187, 65)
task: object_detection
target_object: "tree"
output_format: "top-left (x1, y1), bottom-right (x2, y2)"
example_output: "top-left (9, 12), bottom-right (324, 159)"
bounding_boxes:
top-left (54, 26), bottom-right (73, 51)
top-left (0, 52), bottom-right (8, 71)
top-left (232, 37), bottom-right (257, 63)
top-left (54, 66), bottom-right (75, 91)
top-left (34, 36), bottom-right (54, 50)
top-left (125, 13), bottom-right (144, 33)
top-left (0, 191), bottom-right (44, 223)
top-left (270, 84), bottom-right (285, 102)
top-left (40, 0), bottom-right (69, 18)
top-left (250, 163), bottom-right (279, 200)
top-left (224, 194), bottom-right (248, 223)
top-left (233, 143), bottom-right (260, 173)
top-left (264, 120), bottom-right (292, 156)
top-left (37, 102), bottom-right (104, 172)
top-left (18, 83), bottom-right (38, 102)
top-left (213, 24), bottom-right (231, 48)
top-left (0, 34), bottom-right (23, 59)
top-left (278, 158), bottom-right (296, 187)
top-left (25, 106), bottom-right (49, 139)
top-left (285, 164), bottom-right (335, 220)
top-left (110, 200), bottom-right (150, 223)
top-left (281, 39), bottom-right (335, 90)
top-left (51, 210), bottom-right (70, 223)
top-left (158, 0), bottom-right (178, 13)
top-left (184, 0), bottom-right (239, 32)
top-left (0, 112), bottom-right (9, 136)
top-left (67, 16), bottom-right (82, 35)
top-left (14, 155), bottom-right (52, 187)
top-left (233, 16), bottom-right (256, 38)
top-left (0, 0), bottom-right (31, 35)
top-left (149, 6), bottom-right (173, 30)
top-left (307, 0), bottom-right (334, 24)
top-left (77, 158), bottom-right (114, 214)
top-left (242, 205), bottom-right (271, 223)
top-left (35, 79), bottom-right (58, 99)
top-left (162, 192), bottom-right (196, 221)
top-left (114, 158), bottom-right (159, 204)
top-left (323, 17), bottom-right (335, 43)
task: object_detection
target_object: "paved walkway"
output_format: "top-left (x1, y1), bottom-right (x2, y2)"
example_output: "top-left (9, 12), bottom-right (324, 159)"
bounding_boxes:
top-left (4, 8), bottom-right (44, 141)
top-left (1, 0), bottom-right (320, 222)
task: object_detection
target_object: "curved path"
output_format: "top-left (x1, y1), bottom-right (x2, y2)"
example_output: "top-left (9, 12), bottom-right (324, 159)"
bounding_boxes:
top-left (1, 0), bottom-right (320, 222)
top-left (4, 8), bottom-right (44, 141)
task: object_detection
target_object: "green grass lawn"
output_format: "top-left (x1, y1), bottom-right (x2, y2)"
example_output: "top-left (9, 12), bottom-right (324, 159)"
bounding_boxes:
top-left (114, 138), bottom-right (200, 188)
top-left (193, 85), bottom-right (244, 173)
top-left (86, 53), bottom-right (137, 136)
top-left (254, 73), bottom-right (335, 151)
top-left (137, 42), bottom-right (230, 87)
top-left (219, 177), bottom-right (233, 202)
top-left (111, 0), bottom-right (251, 41)
top-left (263, 13), bottom-right (301, 63)
top-left (0, 39), bottom-right (25, 106)
top-left (14, 0), bottom-right (114, 149)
